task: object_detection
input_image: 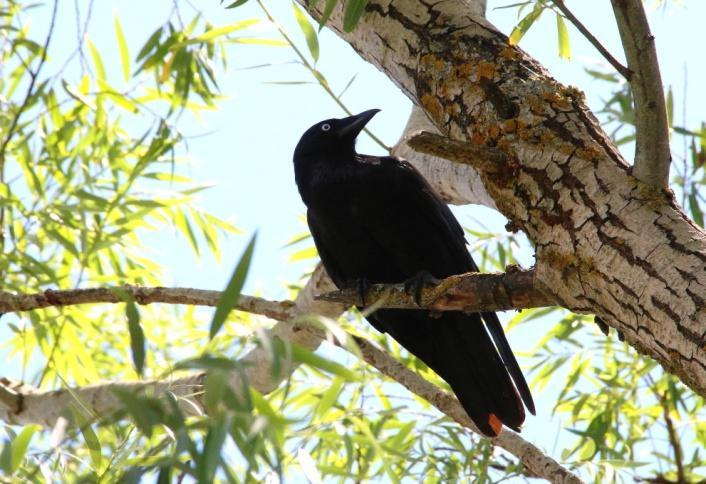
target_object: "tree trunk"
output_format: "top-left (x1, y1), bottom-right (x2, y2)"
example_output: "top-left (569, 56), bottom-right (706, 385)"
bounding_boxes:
top-left (298, 0), bottom-right (706, 397)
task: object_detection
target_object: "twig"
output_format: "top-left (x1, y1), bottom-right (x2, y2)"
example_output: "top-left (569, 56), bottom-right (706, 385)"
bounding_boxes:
top-left (255, 0), bottom-right (390, 152)
top-left (0, 286), bottom-right (297, 321)
top-left (549, 0), bottom-right (631, 79)
top-left (658, 390), bottom-right (686, 484)
top-left (0, 0), bottom-right (59, 251)
top-left (610, 0), bottom-right (671, 188)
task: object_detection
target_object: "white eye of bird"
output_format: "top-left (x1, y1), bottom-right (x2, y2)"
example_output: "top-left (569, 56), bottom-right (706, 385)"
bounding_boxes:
top-left (321, 123), bottom-right (331, 132)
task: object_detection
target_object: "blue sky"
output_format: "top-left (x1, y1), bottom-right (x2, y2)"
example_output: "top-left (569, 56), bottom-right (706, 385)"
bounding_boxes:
top-left (9, 0), bottom-right (706, 470)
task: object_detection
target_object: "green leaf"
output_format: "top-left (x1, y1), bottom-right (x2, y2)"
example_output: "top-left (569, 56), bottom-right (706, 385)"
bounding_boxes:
top-left (126, 297), bottom-right (146, 376)
top-left (114, 15), bottom-right (131, 81)
top-left (343, 0), bottom-right (369, 32)
top-left (666, 85), bottom-right (673, 129)
top-left (689, 189), bottom-right (703, 227)
top-left (71, 409), bottom-right (103, 471)
top-left (225, 0), bottom-right (249, 7)
top-left (209, 232), bottom-right (257, 339)
top-left (509, 4), bottom-right (543, 45)
top-left (174, 208), bottom-right (200, 257)
top-left (316, 377), bottom-right (344, 418)
top-left (319, 0), bottom-right (339, 31)
top-left (290, 343), bottom-right (358, 381)
top-left (0, 441), bottom-right (11, 474)
top-left (292, 2), bottom-right (319, 62)
top-left (578, 437), bottom-right (597, 460)
top-left (10, 425), bottom-right (40, 473)
top-left (86, 37), bottom-right (106, 80)
top-left (556, 14), bottom-right (570, 60)
top-left (110, 288), bottom-right (146, 376)
top-left (113, 390), bottom-right (164, 438)
top-left (188, 19), bottom-right (260, 44)
top-left (197, 421), bottom-right (228, 482)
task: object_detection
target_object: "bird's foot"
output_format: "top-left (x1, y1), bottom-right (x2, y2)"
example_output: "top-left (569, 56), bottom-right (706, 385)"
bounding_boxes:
top-left (403, 270), bottom-right (440, 307)
top-left (344, 278), bottom-right (371, 307)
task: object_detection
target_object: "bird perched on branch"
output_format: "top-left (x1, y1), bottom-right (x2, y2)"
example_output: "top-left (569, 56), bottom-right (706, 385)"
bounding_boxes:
top-left (293, 109), bottom-right (534, 436)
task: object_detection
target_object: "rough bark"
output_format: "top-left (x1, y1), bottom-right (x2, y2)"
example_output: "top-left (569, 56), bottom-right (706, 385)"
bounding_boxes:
top-left (394, 107), bottom-right (495, 207)
top-left (296, 0), bottom-right (706, 397)
top-left (319, 266), bottom-right (554, 312)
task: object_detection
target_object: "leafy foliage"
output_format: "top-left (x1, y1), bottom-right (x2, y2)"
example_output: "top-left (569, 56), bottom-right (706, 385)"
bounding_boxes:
top-left (1, 1), bottom-right (704, 483)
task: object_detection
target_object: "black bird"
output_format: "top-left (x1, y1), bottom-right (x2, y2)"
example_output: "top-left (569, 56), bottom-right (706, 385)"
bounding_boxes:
top-left (293, 109), bottom-right (535, 436)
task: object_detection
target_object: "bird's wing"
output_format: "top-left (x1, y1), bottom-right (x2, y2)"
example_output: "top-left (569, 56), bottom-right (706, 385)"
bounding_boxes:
top-left (366, 157), bottom-right (536, 414)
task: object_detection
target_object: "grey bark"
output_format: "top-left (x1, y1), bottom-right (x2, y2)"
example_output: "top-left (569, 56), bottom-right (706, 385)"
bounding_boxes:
top-left (296, 0), bottom-right (706, 398)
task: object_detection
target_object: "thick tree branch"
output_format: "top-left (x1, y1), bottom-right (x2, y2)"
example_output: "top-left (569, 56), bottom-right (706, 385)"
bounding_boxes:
top-left (318, 267), bottom-right (555, 312)
top-left (295, 0), bottom-right (706, 399)
top-left (0, 290), bottom-right (581, 482)
top-left (393, 107), bottom-right (496, 207)
top-left (610, 0), bottom-right (671, 188)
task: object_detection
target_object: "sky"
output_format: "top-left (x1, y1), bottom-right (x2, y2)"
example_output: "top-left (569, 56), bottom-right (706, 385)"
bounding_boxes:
top-left (7, 0), bottom-right (706, 473)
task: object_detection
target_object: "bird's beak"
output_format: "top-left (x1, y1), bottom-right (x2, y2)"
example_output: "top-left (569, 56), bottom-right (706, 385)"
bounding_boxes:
top-left (337, 109), bottom-right (380, 140)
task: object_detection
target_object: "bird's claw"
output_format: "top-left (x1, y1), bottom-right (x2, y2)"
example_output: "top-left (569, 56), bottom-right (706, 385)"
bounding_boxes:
top-left (404, 270), bottom-right (440, 307)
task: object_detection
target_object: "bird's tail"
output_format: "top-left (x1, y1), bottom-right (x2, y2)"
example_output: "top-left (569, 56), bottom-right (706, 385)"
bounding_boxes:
top-left (369, 309), bottom-right (533, 437)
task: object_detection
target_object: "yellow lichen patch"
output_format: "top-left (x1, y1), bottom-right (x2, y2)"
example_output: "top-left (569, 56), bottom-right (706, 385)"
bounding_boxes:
top-left (455, 63), bottom-right (474, 78)
top-left (540, 130), bottom-right (555, 145)
top-left (502, 119), bottom-right (517, 133)
top-left (420, 53), bottom-right (445, 72)
top-left (576, 146), bottom-right (602, 161)
top-left (543, 92), bottom-right (572, 111)
top-left (420, 93), bottom-right (445, 123)
top-left (470, 129), bottom-right (487, 146)
top-left (444, 102), bottom-right (461, 116)
top-left (558, 143), bottom-right (575, 156)
top-left (526, 94), bottom-right (547, 116)
top-left (496, 137), bottom-right (512, 151)
top-left (488, 123), bottom-right (502, 140)
top-left (500, 46), bottom-right (520, 61)
top-left (477, 61), bottom-right (497, 80)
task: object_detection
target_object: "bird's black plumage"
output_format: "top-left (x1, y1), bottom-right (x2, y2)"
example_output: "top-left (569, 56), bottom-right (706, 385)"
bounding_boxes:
top-left (293, 109), bottom-right (534, 436)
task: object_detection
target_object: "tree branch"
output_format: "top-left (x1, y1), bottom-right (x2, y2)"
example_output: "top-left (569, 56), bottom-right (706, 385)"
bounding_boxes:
top-left (610, 0), bottom-right (671, 188)
top-left (393, 107), bottom-right (497, 208)
top-left (0, 268), bottom-right (553, 315)
top-left (549, 0), bottom-right (631, 79)
top-left (318, 267), bottom-right (556, 312)
top-left (0, 289), bottom-right (581, 482)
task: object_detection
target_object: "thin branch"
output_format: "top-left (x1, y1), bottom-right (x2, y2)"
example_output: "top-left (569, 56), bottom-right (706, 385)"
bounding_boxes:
top-left (0, 289), bottom-right (581, 482)
top-left (318, 267), bottom-right (556, 312)
top-left (549, 0), bottom-right (631, 79)
top-left (0, 0), bottom-right (59, 251)
top-left (610, 0), bottom-right (671, 188)
top-left (658, 391), bottom-right (686, 484)
top-left (0, 268), bottom-right (555, 316)
top-left (0, 286), bottom-right (296, 321)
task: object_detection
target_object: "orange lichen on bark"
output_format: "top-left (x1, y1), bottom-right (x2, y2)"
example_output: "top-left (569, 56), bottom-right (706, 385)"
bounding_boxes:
top-left (420, 53), bottom-right (445, 72)
top-left (543, 92), bottom-right (572, 111)
top-left (500, 46), bottom-right (520, 60)
top-left (503, 119), bottom-right (517, 133)
top-left (420, 93), bottom-right (445, 123)
top-left (477, 61), bottom-right (497, 80)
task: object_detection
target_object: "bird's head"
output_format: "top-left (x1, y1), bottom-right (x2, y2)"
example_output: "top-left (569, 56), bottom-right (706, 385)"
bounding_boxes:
top-left (293, 109), bottom-right (380, 161)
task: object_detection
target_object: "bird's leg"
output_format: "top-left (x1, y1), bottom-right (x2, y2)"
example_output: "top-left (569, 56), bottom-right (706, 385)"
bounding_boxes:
top-left (403, 270), bottom-right (440, 307)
